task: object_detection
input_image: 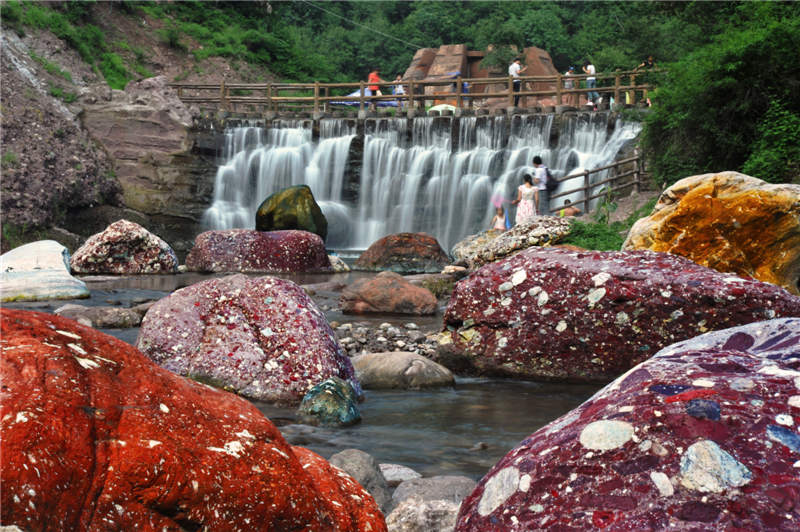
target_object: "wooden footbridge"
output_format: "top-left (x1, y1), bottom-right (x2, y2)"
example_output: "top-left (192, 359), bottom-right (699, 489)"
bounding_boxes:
top-left (170, 69), bottom-right (659, 118)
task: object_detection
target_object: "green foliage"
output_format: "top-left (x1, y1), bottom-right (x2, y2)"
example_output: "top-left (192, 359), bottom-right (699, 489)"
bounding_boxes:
top-left (98, 53), bottom-right (131, 90)
top-left (29, 51), bottom-right (72, 82)
top-left (1, 223), bottom-right (46, 253)
top-left (561, 219), bottom-right (626, 251)
top-left (1, 0), bottom-right (25, 34)
top-left (420, 277), bottom-right (457, 299)
top-left (742, 99), bottom-right (800, 183)
top-left (48, 84), bottom-right (78, 103)
top-left (642, 3), bottom-right (800, 185)
top-left (2, 151), bottom-right (19, 167)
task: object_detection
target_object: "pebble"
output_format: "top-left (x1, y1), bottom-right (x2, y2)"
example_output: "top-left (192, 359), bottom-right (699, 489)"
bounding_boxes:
top-left (579, 420), bottom-right (634, 451)
top-left (679, 440), bottom-right (752, 493)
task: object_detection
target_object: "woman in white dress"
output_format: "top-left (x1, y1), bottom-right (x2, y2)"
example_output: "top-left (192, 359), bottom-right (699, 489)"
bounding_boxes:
top-left (512, 174), bottom-right (538, 225)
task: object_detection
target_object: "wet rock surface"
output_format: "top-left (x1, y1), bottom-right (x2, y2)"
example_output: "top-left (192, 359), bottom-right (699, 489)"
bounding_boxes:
top-left (0, 309), bottom-right (384, 531)
top-left (456, 318), bottom-right (800, 531)
top-left (136, 274), bottom-right (360, 405)
top-left (54, 303), bottom-right (142, 329)
top-left (186, 229), bottom-right (331, 273)
top-left (333, 321), bottom-right (440, 358)
top-left (341, 271), bottom-right (438, 315)
top-left (70, 220), bottom-right (178, 274)
top-left (624, 172), bottom-right (800, 295)
top-left (440, 247), bottom-right (800, 382)
top-left (297, 376), bottom-right (361, 427)
top-left (355, 232), bottom-right (451, 274)
top-left (255, 184), bottom-right (328, 241)
top-left (454, 216), bottom-right (572, 269)
top-left (0, 240), bottom-right (89, 302)
top-left (330, 448), bottom-right (393, 513)
top-left (353, 351), bottom-right (455, 389)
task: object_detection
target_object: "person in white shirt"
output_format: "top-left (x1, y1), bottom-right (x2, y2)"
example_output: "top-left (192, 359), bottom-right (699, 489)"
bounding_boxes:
top-left (508, 58), bottom-right (527, 107)
top-left (583, 60), bottom-right (599, 106)
top-left (392, 74), bottom-right (406, 108)
top-left (532, 155), bottom-right (550, 215)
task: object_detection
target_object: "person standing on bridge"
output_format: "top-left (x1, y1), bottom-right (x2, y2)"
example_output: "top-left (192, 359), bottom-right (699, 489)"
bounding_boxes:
top-left (583, 60), bottom-right (599, 107)
top-left (392, 74), bottom-right (406, 109)
top-left (368, 68), bottom-right (385, 111)
top-left (564, 66), bottom-right (577, 107)
top-left (509, 57), bottom-right (527, 107)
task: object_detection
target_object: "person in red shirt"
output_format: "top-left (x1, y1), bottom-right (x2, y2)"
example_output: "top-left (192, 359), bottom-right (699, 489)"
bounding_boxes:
top-left (367, 68), bottom-right (384, 110)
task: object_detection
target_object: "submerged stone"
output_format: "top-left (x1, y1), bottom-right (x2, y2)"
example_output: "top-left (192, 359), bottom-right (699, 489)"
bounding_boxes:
top-left (297, 377), bottom-right (361, 427)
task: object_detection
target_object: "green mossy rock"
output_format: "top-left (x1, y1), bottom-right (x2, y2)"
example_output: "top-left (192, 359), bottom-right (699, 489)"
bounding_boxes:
top-left (255, 185), bottom-right (328, 241)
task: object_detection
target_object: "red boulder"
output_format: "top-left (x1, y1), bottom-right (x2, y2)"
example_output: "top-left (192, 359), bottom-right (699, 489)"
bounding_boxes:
top-left (456, 318), bottom-right (800, 531)
top-left (185, 229), bottom-right (331, 273)
top-left (440, 247), bottom-right (800, 381)
top-left (0, 309), bottom-right (384, 531)
top-left (341, 271), bottom-right (438, 315)
top-left (355, 233), bottom-right (450, 274)
top-left (136, 274), bottom-right (361, 404)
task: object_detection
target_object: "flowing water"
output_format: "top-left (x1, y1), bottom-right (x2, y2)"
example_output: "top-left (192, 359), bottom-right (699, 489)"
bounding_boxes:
top-left (202, 113), bottom-right (641, 251)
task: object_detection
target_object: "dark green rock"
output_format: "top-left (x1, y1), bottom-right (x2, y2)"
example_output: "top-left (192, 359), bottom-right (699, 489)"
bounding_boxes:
top-left (255, 185), bottom-right (328, 241)
top-left (297, 376), bottom-right (361, 427)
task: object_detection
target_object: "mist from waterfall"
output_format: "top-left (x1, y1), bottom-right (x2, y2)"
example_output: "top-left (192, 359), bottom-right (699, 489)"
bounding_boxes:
top-left (202, 113), bottom-right (641, 251)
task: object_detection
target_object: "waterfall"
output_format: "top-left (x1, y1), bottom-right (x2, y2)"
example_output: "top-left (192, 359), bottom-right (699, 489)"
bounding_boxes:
top-left (202, 112), bottom-right (641, 251)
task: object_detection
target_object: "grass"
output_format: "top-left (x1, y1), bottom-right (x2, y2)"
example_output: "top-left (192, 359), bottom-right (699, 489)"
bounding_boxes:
top-left (29, 51), bottom-right (72, 82)
top-left (560, 196), bottom-right (658, 251)
top-left (49, 84), bottom-right (78, 103)
top-left (2, 151), bottom-right (19, 167)
top-left (420, 277), bottom-right (457, 299)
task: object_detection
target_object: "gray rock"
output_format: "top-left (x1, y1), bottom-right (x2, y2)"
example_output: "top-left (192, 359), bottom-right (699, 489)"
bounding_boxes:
top-left (54, 304), bottom-right (142, 329)
top-left (352, 352), bottom-right (455, 389)
top-left (391, 475), bottom-right (477, 513)
top-left (380, 463), bottom-right (422, 487)
top-left (1, 240), bottom-right (89, 302)
top-left (386, 496), bottom-right (460, 532)
top-left (329, 448), bottom-right (391, 512)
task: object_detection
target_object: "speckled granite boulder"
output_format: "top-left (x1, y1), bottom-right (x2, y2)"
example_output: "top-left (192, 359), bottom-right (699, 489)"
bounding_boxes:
top-left (457, 216), bottom-right (572, 269)
top-left (298, 377), bottom-right (361, 427)
top-left (386, 496), bottom-right (460, 532)
top-left (136, 274), bottom-right (361, 405)
top-left (0, 240), bottom-right (88, 302)
top-left (456, 318), bottom-right (800, 531)
top-left (185, 229), bottom-right (331, 273)
top-left (439, 247), bottom-right (800, 382)
top-left (70, 220), bottom-right (178, 274)
top-left (255, 184), bottom-right (328, 241)
top-left (0, 309), bottom-right (385, 531)
top-left (624, 172), bottom-right (800, 295)
top-left (451, 229), bottom-right (504, 263)
top-left (341, 271), bottom-right (438, 315)
top-left (355, 233), bottom-right (450, 274)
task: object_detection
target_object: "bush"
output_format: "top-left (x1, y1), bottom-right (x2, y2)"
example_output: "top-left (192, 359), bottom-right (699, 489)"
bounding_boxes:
top-left (742, 99), bottom-right (800, 183)
top-left (98, 52), bottom-right (131, 90)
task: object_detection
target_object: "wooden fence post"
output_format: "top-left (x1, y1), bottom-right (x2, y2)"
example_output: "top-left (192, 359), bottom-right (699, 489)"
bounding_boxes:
top-left (219, 80), bottom-right (226, 111)
top-left (508, 75), bottom-right (514, 107)
top-left (583, 170), bottom-right (591, 213)
top-left (313, 81), bottom-right (320, 116)
top-left (556, 73), bottom-right (562, 105)
top-left (456, 76), bottom-right (463, 110)
top-left (614, 72), bottom-right (621, 106)
top-left (634, 147), bottom-right (641, 194)
top-left (359, 81), bottom-right (365, 115)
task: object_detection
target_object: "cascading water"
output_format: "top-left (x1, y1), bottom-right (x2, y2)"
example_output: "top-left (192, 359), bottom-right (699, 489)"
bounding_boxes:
top-left (202, 112), bottom-right (641, 251)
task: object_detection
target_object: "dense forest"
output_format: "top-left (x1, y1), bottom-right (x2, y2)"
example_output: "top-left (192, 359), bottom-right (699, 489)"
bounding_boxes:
top-left (2, 0), bottom-right (798, 185)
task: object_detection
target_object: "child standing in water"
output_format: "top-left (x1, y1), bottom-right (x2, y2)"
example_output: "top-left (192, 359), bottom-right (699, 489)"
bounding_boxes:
top-left (490, 206), bottom-right (506, 231)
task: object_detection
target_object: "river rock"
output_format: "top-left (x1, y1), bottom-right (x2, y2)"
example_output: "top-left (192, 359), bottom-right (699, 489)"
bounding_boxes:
top-left (54, 303), bottom-right (142, 329)
top-left (70, 220), bottom-right (178, 274)
top-left (386, 496), bottom-right (461, 532)
top-left (450, 229), bottom-right (504, 263)
top-left (0, 309), bottom-right (384, 531)
top-left (185, 229), bottom-right (331, 273)
top-left (330, 449), bottom-right (392, 513)
top-left (392, 476), bottom-right (477, 513)
top-left (341, 272), bottom-right (438, 315)
top-left (380, 464), bottom-right (423, 487)
top-left (456, 216), bottom-right (572, 269)
top-left (136, 274), bottom-right (361, 405)
top-left (355, 233), bottom-right (451, 274)
top-left (455, 318), bottom-right (800, 531)
top-left (439, 247), bottom-right (800, 382)
top-left (255, 184), bottom-right (328, 241)
top-left (352, 352), bottom-right (455, 389)
top-left (329, 254), bottom-right (351, 272)
top-left (0, 240), bottom-right (88, 302)
top-left (297, 377), bottom-right (361, 427)
top-left (623, 172), bottom-right (800, 295)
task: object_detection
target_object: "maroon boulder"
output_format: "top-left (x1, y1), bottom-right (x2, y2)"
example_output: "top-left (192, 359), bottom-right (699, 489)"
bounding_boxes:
top-left (0, 309), bottom-right (384, 531)
top-left (70, 219), bottom-right (178, 274)
top-left (341, 271), bottom-right (438, 315)
top-left (440, 247), bottom-right (800, 381)
top-left (456, 318), bottom-right (800, 531)
top-left (136, 274), bottom-right (360, 404)
top-left (185, 229), bottom-right (331, 273)
top-left (355, 232), bottom-right (450, 274)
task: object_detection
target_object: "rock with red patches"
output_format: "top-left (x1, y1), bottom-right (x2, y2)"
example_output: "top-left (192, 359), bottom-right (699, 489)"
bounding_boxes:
top-left (439, 247), bottom-right (800, 382)
top-left (456, 318), bottom-right (800, 531)
top-left (136, 274), bottom-right (360, 405)
top-left (185, 229), bottom-right (331, 273)
top-left (341, 271), bottom-right (438, 316)
top-left (355, 233), bottom-right (450, 274)
top-left (0, 309), bottom-right (384, 531)
top-left (70, 220), bottom-right (178, 274)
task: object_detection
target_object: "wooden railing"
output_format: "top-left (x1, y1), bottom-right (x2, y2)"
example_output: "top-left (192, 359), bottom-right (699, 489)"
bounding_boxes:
top-left (170, 69), bottom-right (660, 115)
top-left (547, 148), bottom-right (647, 215)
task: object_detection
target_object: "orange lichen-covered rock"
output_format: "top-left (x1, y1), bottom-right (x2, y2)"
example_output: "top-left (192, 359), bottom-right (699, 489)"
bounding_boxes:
top-left (623, 172), bottom-right (800, 295)
top-left (292, 447), bottom-right (387, 531)
top-left (0, 309), bottom-right (383, 531)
